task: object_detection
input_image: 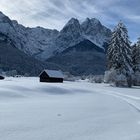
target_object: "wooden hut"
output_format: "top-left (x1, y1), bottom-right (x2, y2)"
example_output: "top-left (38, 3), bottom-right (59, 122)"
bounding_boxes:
top-left (0, 75), bottom-right (4, 80)
top-left (39, 69), bottom-right (64, 83)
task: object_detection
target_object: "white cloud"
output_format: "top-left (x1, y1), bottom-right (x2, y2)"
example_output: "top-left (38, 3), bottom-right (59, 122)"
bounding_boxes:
top-left (0, 0), bottom-right (102, 29)
top-left (0, 0), bottom-right (140, 41)
top-left (125, 15), bottom-right (140, 24)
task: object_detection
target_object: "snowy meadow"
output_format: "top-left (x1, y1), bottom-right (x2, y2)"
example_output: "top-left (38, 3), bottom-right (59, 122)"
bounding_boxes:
top-left (0, 77), bottom-right (140, 140)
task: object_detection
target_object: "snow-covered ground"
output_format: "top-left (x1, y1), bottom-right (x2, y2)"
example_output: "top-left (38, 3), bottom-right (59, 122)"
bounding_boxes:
top-left (0, 77), bottom-right (140, 140)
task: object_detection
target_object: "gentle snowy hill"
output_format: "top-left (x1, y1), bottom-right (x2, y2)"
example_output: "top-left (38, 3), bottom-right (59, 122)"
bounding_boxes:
top-left (0, 77), bottom-right (140, 140)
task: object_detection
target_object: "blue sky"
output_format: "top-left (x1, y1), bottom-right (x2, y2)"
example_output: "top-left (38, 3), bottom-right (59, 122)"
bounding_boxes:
top-left (0, 0), bottom-right (140, 42)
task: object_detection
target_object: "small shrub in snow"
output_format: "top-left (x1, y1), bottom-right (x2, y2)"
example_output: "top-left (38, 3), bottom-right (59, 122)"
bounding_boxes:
top-left (104, 69), bottom-right (133, 87)
top-left (80, 75), bottom-right (89, 80)
top-left (88, 75), bottom-right (94, 83)
top-left (115, 74), bottom-right (127, 87)
top-left (63, 72), bottom-right (77, 81)
top-left (89, 75), bottom-right (104, 83)
top-left (94, 75), bottom-right (104, 83)
top-left (133, 71), bottom-right (140, 86)
top-left (24, 73), bottom-right (30, 77)
top-left (104, 69), bottom-right (117, 83)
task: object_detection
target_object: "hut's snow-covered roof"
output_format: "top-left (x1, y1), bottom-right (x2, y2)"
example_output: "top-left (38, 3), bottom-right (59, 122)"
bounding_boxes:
top-left (41, 69), bottom-right (64, 78)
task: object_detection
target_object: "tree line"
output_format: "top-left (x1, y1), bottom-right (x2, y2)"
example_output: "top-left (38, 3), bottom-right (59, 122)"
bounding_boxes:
top-left (105, 21), bottom-right (140, 87)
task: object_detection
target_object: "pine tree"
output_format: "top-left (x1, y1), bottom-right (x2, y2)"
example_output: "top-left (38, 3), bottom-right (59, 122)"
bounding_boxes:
top-left (107, 21), bottom-right (133, 87)
top-left (132, 38), bottom-right (140, 85)
top-left (132, 38), bottom-right (140, 72)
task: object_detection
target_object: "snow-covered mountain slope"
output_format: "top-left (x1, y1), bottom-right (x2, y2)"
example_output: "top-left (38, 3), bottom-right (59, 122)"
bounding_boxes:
top-left (0, 11), bottom-right (111, 60)
top-left (47, 40), bottom-right (106, 76)
top-left (0, 33), bottom-right (59, 75)
top-left (12, 20), bottom-right (59, 56)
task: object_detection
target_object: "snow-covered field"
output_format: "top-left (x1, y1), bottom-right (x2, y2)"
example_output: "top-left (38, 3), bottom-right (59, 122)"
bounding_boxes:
top-left (0, 77), bottom-right (140, 140)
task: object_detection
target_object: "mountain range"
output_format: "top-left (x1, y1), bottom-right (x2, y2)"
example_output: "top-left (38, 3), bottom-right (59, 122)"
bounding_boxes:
top-left (0, 11), bottom-right (112, 76)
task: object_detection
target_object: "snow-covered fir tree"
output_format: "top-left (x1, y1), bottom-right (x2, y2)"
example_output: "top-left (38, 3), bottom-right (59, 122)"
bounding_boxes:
top-left (132, 38), bottom-right (140, 85)
top-left (107, 21), bottom-right (133, 87)
top-left (132, 38), bottom-right (140, 72)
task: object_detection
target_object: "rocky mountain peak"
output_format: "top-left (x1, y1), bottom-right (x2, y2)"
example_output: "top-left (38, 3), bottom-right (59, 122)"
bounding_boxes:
top-left (61, 18), bottom-right (82, 34)
top-left (81, 18), bottom-right (102, 32)
top-left (0, 11), bottom-right (12, 25)
top-left (65, 18), bottom-right (79, 26)
top-left (90, 18), bottom-right (101, 25)
top-left (84, 18), bottom-right (101, 25)
top-left (81, 18), bottom-right (111, 47)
